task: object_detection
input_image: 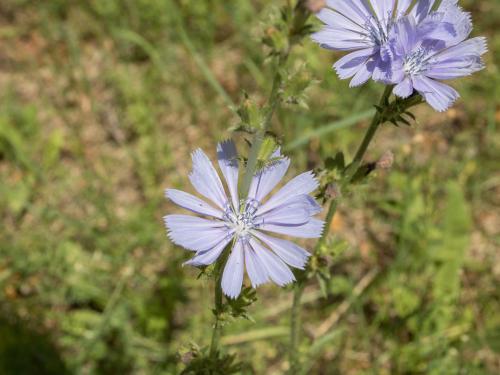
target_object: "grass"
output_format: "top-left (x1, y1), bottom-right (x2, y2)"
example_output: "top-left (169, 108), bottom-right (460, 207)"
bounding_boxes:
top-left (0, 0), bottom-right (499, 373)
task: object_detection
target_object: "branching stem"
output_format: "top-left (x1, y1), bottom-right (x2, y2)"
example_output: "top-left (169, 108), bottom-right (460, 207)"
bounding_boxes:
top-left (288, 86), bottom-right (393, 374)
top-left (240, 53), bottom-right (288, 198)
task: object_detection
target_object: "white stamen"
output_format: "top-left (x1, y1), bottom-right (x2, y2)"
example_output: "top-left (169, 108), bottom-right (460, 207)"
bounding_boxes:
top-left (403, 47), bottom-right (430, 75)
top-left (223, 199), bottom-right (260, 240)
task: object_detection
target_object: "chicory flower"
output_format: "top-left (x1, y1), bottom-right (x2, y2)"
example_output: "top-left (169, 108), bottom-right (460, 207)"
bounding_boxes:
top-left (164, 141), bottom-right (324, 299)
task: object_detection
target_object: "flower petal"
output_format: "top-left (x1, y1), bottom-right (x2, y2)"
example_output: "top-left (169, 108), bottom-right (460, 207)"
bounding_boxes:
top-left (428, 2), bottom-right (471, 46)
top-left (430, 37), bottom-right (487, 63)
top-left (259, 218), bottom-right (325, 239)
top-left (221, 240), bottom-right (245, 299)
top-left (449, 10), bottom-right (473, 43)
top-left (189, 149), bottom-right (228, 210)
top-left (257, 194), bottom-right (321, 220)
top-left (395, 0), bottom-right (413, 17)
top-left (349, 60), bottom-right (375, 87)
top-left (412, 75), bottom-right (459, 112)
top-left (165, 189), bottom-right (223, 219)
top-left (184, 236), bottom-right (232, 267)
top-left (256, 171), bottom-right (318, 215)
top-left (326, 0), bottom-right (372, 26)
top-left (249, 238), bottom-right (295, 286)
top-left (371, 56), bottom-right (393, 83)
top-left (253, 231), bottom-right (310, 270)
top-left (411, 0), bottom-right (436, 23)
top-left (333, 47), bottom-right (377, 80)
top-left (392, 16), bottom-right (418, 55)
top-left (368, 0), bottom-right (395, 23)
top-left (217, 140), bottom-right (240, 211)
top-left (425, 57), bottom-right (484, 80)
top-left (255, 197), bottom-right (313, 226)
top-left (311, 28), bottom-right (373, 51)
top-left (244, 243), bottom-right (269, 287)
top-left (164, 214), bottom-right (233, 252)
top-left (316, 7), bottom-right (368, 35)
top-left (248, 150), bottom-right (290, 203)
top-left (393, 77), bottom-right (414, 98)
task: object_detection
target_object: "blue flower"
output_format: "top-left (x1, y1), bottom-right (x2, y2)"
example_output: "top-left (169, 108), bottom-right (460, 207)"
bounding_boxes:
top-left (311, 0), bottom-right (467, 87)
top-left (383, 10), bottom-right (487, 111)
top-left (164, 141), bottom-right (324, 299)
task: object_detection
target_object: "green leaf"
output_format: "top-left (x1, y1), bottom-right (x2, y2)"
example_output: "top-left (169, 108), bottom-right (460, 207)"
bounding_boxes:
top-left (325, 152), bottom-right (345, 171)
top-left (431, 182), bottom-right (471, 302)
top-left (257, 137), bottom-right (278, 162)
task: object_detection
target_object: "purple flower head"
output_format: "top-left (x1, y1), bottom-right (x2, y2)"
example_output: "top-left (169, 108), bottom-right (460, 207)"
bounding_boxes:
top-left (164, 141), bottom-right (324, 299)
top-left (384, 12), bottom-right (487, 111)
top-left (311, 0), bottom-right (466, 87)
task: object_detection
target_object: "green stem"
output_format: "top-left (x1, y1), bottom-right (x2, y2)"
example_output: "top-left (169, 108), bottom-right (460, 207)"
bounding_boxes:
top-left (240, 54), bottom-right (287, 198)
top-left (209, 279), bottom-right (223, 358)
top-left (209, 0), bottom-right (312, 361)
top-left (288, 87), bottom-right (392, 374)
top-left (348, 85), bottom-right (392, 179)
top-left (289, 283), bottom-right (304, 373)
top-left (209, 245), bottom-right (230, 358)
top-left (316, 199), bottom-right (338, 249)
top-left (240, 0), bottom-right (312, 198)
top-left (289, 200), bottom-right (337, 374)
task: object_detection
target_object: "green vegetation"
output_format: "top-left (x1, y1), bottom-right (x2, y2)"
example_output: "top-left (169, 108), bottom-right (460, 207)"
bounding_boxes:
top-left (0, 0), bottom-right (498, 373)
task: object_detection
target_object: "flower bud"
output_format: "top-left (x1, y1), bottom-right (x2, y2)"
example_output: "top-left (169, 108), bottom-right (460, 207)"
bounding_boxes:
top-left (306, 0), bottom-right (326, 13)
top-left (376, 151), bottom-right (394, 170)
top-left (326, 182), bottom-right (341, 200)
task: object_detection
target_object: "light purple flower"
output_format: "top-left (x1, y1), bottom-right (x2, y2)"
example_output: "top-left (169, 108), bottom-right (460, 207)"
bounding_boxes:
top-left (164, 141), bottom-right (324, 299)
top-left (311, 0), bottom-right (463, 87)
top-left (384, 12), bottom-right (487, 111)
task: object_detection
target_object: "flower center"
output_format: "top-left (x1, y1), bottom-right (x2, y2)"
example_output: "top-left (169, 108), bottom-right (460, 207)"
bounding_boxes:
top-left (235, 213), bottom-right (253, 237)
top-left (403, 47), bottom-right (429, 75)
top-left (223, 199), bottom-right (259, 240)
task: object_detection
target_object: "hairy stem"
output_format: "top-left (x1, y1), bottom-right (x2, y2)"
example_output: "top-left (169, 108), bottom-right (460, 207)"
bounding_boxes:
top-left (288, 86), bottom-right (392, 374)
top-left (348, 85), bottom-right (393, 179)
top-left (240, 0), bottom-right (311, 198)
top-left (209, 0), bottom-right (311, 361)
top-left (240, 54), bottom-right (287, 198)
top-left (316, 199), bottom-right (339, 249)
top-left (209, 245), bottom-right (230, 358)
top-left (209, 278), bottom-right (223, 358)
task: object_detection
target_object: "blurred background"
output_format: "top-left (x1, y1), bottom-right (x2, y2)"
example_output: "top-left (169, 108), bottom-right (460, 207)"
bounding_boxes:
top-left (0, 0), bottom-right (498, 374)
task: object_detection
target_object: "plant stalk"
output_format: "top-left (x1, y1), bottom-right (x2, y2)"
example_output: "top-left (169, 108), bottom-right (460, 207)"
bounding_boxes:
top-left (209, 245), bottom-right (230, 358)
top-left (209, 278), bottom-right (223, 358)
top-left (289, 283), bottom-right (304, 374)
top-left (240, 53), bottom-right (287, 198)
top-left (210, 0), bottom-right (311, 361)
top-left (348, 85), bottom-right (393, 180)
top-left (288, 86), bottom-right (392, 374)
top-left (240, 0), bottom-right (311, 197)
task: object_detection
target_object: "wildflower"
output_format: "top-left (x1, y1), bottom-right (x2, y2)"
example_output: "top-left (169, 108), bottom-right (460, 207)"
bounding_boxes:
top-left (164, 141), bottom-right (324, 299)
top-left (311, 0), bottom-right (466, 87)
top-left (385, 14), bottom-right (487, 111)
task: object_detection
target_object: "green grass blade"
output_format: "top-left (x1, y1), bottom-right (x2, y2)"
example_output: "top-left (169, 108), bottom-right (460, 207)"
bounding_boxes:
top-left (167, 0), bottom-right (237, 114)
top-left (113, 29), bottom-right (164, 73)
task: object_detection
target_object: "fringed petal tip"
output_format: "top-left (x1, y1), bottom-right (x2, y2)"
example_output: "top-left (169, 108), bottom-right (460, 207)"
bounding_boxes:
top-left (476, 36), bottom-right (489, 55)
top-left (316, 219), bottom-right (326, 237)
